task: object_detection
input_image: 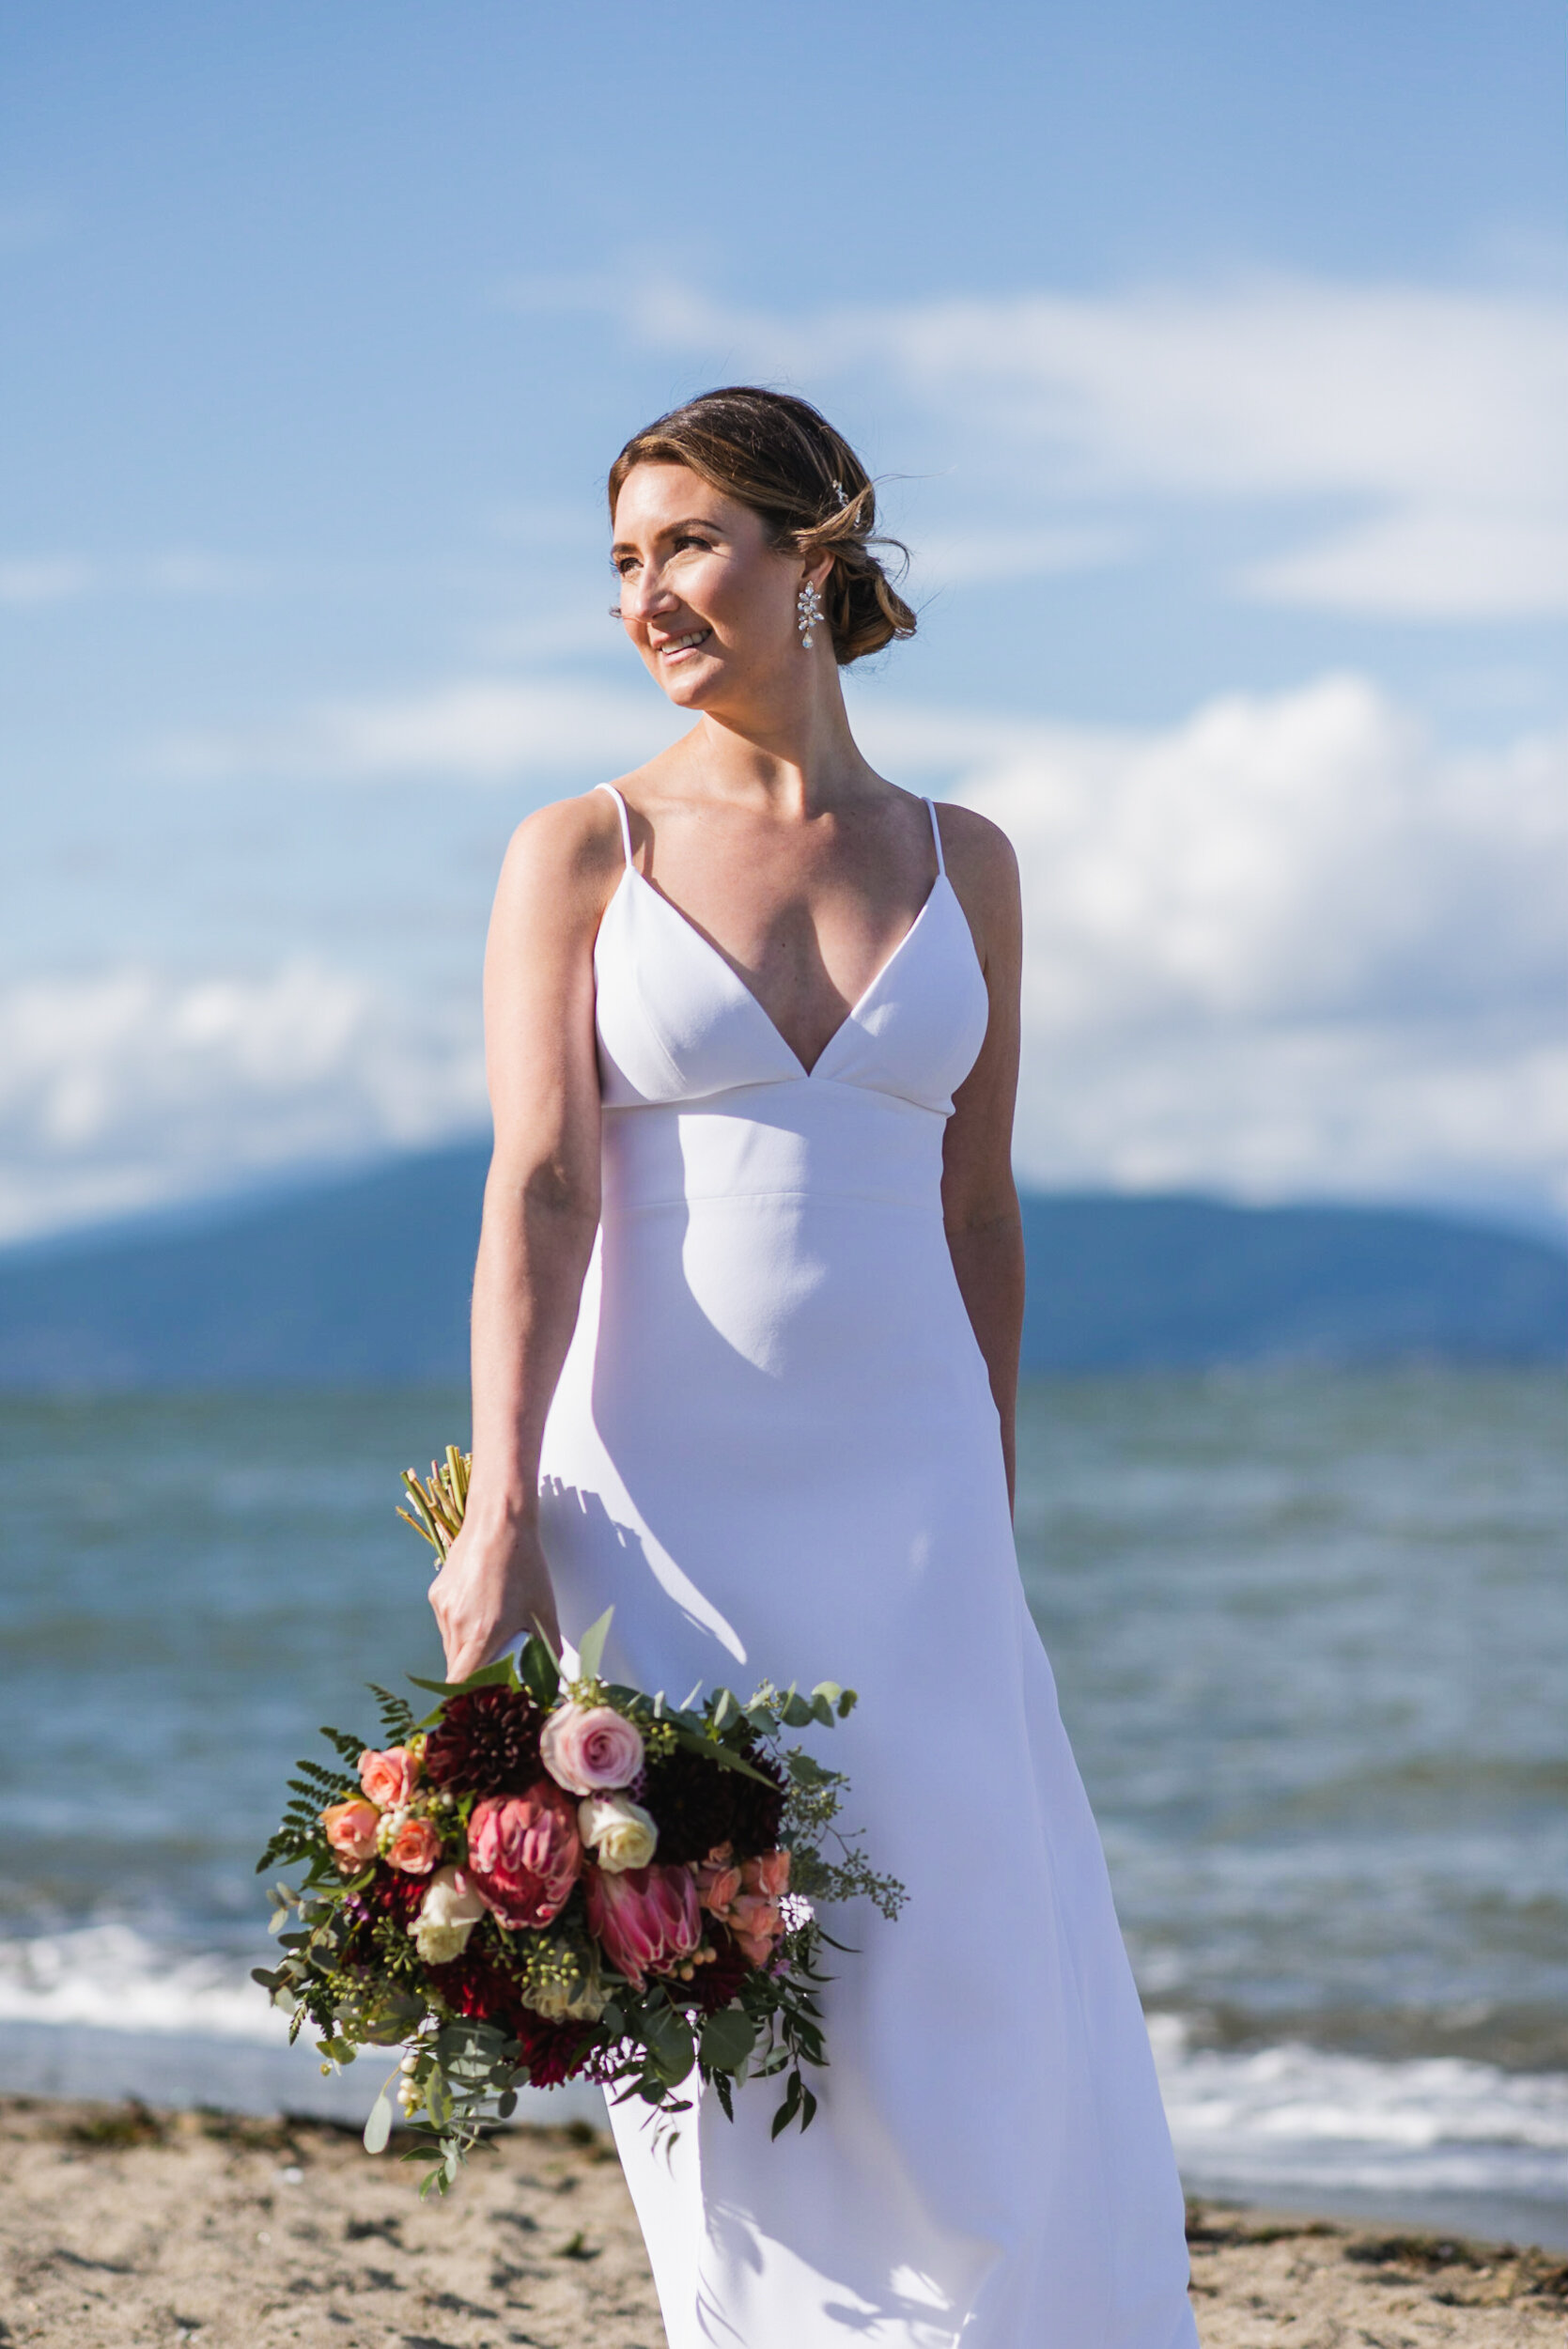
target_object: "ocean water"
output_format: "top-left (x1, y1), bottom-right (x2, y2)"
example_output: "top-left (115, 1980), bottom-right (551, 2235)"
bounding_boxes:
top-left (3, 1373), bottom-right (1564, 2244)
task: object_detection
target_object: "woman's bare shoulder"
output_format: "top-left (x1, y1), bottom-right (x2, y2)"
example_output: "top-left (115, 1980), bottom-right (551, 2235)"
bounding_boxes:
top-left (930, 799), bottom-right (1020, 922)
top-left (484, 791), bottom-right (634, 975)
top-left (495, 787), bottom-right (629, 903)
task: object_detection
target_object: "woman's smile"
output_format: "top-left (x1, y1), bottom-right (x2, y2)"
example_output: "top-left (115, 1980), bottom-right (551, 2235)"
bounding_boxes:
top-left (652, 626), bottom-right (713, 662)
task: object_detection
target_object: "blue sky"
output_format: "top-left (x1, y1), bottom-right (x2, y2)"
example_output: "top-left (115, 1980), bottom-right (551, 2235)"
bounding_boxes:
top-left (3, 3), bottom-right (1564, 1239)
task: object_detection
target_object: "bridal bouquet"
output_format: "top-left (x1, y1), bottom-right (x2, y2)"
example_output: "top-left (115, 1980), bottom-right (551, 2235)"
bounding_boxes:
top-left (256, 1449), bottom-right (903, 2193)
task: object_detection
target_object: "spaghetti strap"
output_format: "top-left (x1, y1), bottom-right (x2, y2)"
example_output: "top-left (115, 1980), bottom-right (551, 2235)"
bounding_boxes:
top-left (924, 796), bottom-right (946, 878)
top-left (597, 782), bottom-right (635, 870)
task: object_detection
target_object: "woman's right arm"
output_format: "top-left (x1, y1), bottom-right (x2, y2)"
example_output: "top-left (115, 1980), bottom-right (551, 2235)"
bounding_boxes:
top-left (429, 796), bottom-right (622, 1681)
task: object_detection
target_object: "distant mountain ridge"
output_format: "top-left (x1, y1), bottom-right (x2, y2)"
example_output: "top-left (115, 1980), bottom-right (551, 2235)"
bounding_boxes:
top-left (0, 1143), bottom-right (1562, 1390)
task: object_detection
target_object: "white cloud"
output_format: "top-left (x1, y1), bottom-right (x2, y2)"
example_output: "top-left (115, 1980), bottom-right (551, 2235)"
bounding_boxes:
top-left (0, 962), bottom-right (487, 1244)
top-left (578, 273), bottom-right (1568, 619)
top-left (6, 677), bottom-right (1563, 1242)
top-left (164, 675), bottom-right (686, 784)
top-left (0, 558), bottom-right (96, 607)
top-left (0, 551), bottom-right (265, 610)
top-left (942, 675), bottom-right (1568, 1219)
top-left (906, 525), bottom-right (1132, 588)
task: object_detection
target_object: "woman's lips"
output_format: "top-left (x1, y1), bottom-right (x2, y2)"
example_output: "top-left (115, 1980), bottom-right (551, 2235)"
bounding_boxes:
top-left (656, 628), bottom-right (712, 661)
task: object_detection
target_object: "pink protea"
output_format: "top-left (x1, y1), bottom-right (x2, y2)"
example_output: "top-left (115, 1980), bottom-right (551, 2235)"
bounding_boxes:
top-left (466, 1781), bottom-right (582, 1928)
top-left (586, 1862), bottom-right (702, 1988)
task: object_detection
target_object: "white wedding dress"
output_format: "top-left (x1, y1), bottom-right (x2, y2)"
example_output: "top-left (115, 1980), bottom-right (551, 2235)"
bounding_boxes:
top-left (536, 786), bottom-right (1196, 2349)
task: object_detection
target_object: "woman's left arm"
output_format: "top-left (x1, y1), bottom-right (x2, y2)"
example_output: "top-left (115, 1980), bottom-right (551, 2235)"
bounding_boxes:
top-left (939, 807), bottom-right (1026, 1512)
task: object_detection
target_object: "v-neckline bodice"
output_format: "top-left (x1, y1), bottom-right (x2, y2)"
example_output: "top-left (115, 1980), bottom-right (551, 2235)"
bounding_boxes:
top-left (589, 783), bottom-right (990, 1116)
top-left (620, 863), bottom-right (948, 1081)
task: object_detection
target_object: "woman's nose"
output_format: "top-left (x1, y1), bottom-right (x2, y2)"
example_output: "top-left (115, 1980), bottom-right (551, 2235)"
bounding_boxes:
top-left (622, 567), bottom-right (675, 622)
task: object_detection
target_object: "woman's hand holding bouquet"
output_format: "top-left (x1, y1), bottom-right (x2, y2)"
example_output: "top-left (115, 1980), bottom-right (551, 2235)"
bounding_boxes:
top-left (256, 1450), bottom-right (903, 2194)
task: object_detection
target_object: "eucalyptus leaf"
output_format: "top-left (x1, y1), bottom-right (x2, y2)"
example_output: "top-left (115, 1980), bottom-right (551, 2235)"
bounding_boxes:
top-left (363, 2092), bottom-right (393, 2155)
top-left (407, 1657), bottom-right (518, 1699)
top-left (663, 1721), bottom-right (774, 1784)
top-left (709, 1688), bottom-right (737, 1733)
top-left (518, 1633), bottom-right (561, 1710)
top-left (574, 1607), bottom-right (614, 1685)
top-left (699, 2007), bottom-right (757, 2073)
top-left (644, 2004), bottom-right (694, 2083)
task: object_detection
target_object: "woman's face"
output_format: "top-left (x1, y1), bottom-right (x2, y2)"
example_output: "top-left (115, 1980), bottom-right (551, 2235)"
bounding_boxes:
top-left (612, 462), bottom-right (816, 711)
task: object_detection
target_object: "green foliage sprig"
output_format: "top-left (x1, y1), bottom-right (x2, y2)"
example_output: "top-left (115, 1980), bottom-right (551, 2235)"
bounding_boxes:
top-left (255, 1448), bottom-right (906, 2194)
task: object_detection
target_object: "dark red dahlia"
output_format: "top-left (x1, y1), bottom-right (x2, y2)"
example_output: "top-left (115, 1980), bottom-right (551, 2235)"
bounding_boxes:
top-left (724, 1745), bottom-right (787, 1858)
top-left (425, 1684), bottom-right (542, 1796)
top-left (363, 1867), bottom-right (427, 1923)
top-left (337, 1865), bottom-right (426, 1967)
top-left (427, 1927), bottom-right (527, 2024)
top-left (640, 1739), bottom-right (785, 1866)
top-left (427, 1937), bottom-right (591, 2087)
top-left (693, 1921), bottom-right (754, 2015)
top-left (512, 2004), bottom-right (594, 2089)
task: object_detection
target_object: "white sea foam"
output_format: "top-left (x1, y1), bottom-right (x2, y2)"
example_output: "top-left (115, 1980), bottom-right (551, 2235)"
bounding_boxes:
top-left (0, 1923), bottom-right (287, 2044)
top-left (1150, 2014), bottom-right (1568, 2203)
top-left (3, 1929), bottom-right (1565, 2214)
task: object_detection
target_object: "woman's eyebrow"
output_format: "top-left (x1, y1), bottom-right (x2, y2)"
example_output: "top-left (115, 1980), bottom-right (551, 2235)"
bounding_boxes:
top-left (610, 518), bottom-right (722, 557)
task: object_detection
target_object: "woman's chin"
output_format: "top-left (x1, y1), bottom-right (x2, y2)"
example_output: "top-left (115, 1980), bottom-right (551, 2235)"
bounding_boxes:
top-left (656, 661), bottom-right (723, 708)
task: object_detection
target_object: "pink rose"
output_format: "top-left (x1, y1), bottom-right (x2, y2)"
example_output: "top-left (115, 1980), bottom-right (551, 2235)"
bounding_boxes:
top-left (586, 1863), bottom-right (701, 1988)
top-left (466, 1781), bottom-right (582, 1928)
top-left (359, 1746), bottom-right (417, 1808)
top-left (386, 1815), bottom-right (442, 1875)
top-left (539, 1703), bottom-right (644, 1797)
top-left (320, 1798), bottom-right (380, 1870)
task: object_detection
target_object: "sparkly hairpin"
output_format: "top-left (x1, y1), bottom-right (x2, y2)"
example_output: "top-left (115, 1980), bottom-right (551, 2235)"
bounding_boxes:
top-left (831, 479), bottom-right (848, 508)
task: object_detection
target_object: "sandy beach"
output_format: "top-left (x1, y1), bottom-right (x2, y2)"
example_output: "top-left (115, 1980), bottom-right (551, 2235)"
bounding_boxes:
top-left (2, 2094), bottom-right (1562, 2348)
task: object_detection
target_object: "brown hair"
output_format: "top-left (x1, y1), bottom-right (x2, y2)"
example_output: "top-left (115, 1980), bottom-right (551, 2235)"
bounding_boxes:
top-left (607, 386), bottom-right (916, 665)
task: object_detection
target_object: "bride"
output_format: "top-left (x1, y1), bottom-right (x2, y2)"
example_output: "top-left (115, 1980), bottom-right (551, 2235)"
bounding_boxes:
top-left (430, 386), bottom-right (1196, 2349)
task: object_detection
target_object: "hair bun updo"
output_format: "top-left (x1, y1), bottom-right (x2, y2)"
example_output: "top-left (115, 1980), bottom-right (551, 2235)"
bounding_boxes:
top-left (607, 386), bottom-right (916, 665)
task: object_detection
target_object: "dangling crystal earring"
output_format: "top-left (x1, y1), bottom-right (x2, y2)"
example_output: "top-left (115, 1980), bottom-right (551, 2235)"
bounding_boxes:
top-left (797, 579), bottom-right (823, 650)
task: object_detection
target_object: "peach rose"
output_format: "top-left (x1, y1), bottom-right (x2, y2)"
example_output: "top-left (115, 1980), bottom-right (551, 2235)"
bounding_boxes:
top-left (321, 1798), bottom-right (380, 1870)
top-left (539, 1703), bottom-right (644, 1797)
top-left (728, 1891), bottom-right (785, 1966)
top-left (693, 1857), bottom-right (743, 1915)
top-left (359, 1746), bottom-right (416, 1808)
top-left (696, 1849), bottom-right (790, 1963)
top-left (386, 1815), bottom-right (442, 1875)
top-left (743, 1849), bottom-right (790, 1899)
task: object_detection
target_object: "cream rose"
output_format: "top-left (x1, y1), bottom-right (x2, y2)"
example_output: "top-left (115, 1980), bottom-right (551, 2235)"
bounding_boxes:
top-left (410, 1866), bottom-right (488, 1966)
top-left (577, 1792), bottom-right (659, 1874)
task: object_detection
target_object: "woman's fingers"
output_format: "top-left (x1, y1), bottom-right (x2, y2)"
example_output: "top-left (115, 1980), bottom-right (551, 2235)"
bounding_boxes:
top-left (430, 1579), bottom-right (507, 1678)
